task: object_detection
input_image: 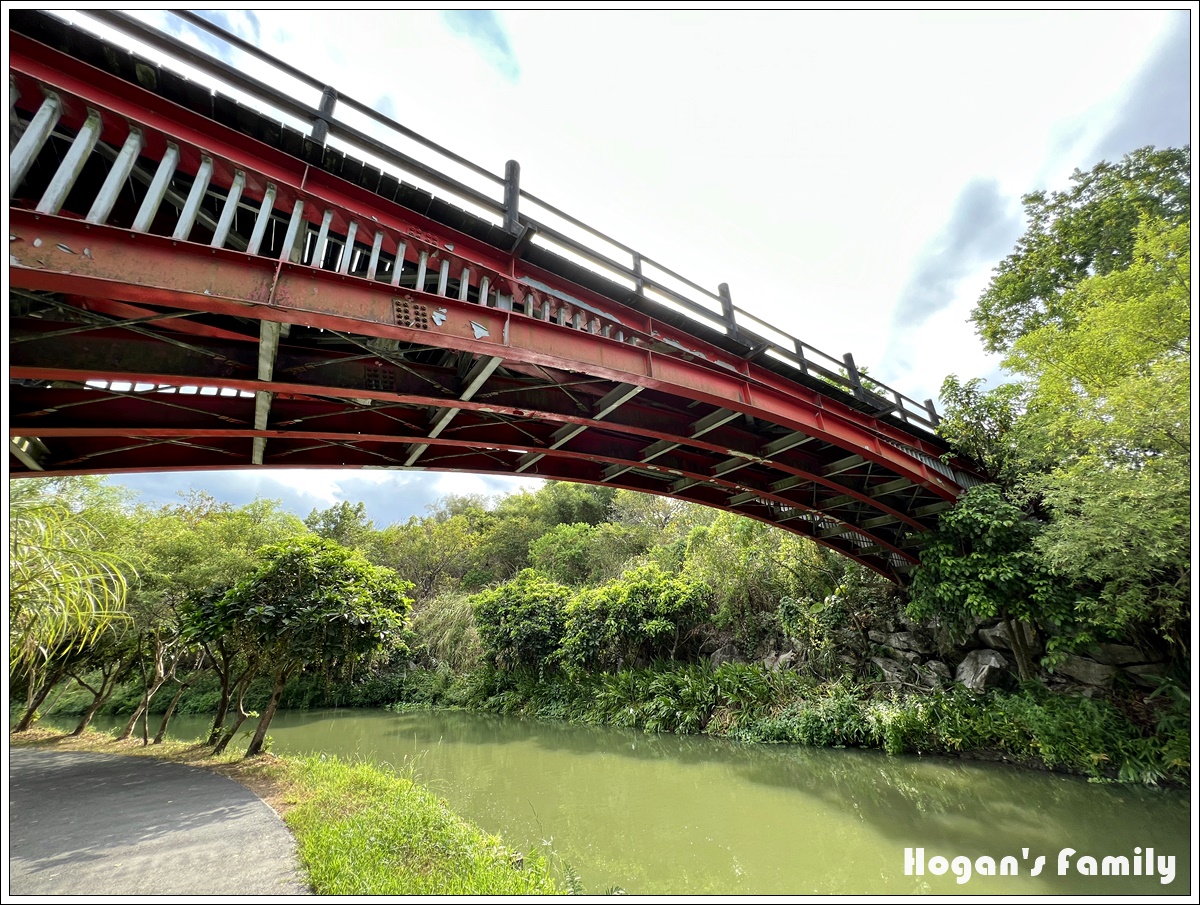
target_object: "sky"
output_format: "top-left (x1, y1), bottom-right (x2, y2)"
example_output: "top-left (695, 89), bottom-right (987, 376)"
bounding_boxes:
top-left (16, 7), bottom-right (1196, 527)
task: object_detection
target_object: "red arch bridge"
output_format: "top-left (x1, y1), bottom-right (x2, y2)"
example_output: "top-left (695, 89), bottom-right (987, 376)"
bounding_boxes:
top-left (8, 11), bottom-right (984, 582)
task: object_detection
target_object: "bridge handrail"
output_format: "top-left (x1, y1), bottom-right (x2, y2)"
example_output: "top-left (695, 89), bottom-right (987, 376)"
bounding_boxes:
top-left (53, 9), bottom-right (942, 434)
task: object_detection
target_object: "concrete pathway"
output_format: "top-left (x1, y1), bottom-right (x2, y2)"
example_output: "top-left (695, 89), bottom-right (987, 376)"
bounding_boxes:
top-left (8, 749), bottom-right (309, 896)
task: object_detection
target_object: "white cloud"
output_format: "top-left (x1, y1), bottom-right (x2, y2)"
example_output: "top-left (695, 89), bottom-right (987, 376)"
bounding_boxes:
top-left (48, 9), bottom-right (1189, 514)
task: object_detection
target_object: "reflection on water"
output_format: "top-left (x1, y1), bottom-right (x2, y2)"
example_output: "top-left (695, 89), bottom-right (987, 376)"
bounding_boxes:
top-left (57, 708), bottom-right (1190, 895)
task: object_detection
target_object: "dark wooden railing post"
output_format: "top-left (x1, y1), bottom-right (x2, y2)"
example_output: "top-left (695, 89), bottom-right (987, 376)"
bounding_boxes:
top-left (504, 159), bottom-right (521, 234)
top-left (310, 85), bottom-right (337, 143)
top-left (719, 282), bottom-right (737, 339)
top-left (843, 353), bottom-right (867, 401)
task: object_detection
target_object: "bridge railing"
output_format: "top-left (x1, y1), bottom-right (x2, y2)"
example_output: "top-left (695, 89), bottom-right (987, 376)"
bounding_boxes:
top-left (40, 9), bottom-right (943, 435)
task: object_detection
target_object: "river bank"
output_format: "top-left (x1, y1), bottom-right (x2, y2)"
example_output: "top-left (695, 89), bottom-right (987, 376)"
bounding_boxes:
top-left (36, 658), bottom-right (1189, 786)
top-left (8, 728), bottom-right (562, 896)
top-left (19, 707), bottom-right (1190, 895)
top-left (384, 663), bottom-right (1189, 786)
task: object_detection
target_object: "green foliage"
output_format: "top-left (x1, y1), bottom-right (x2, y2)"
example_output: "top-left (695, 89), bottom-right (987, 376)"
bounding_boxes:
top-left (122, 494), bottom-right (306, 635)
top-left (384, 661), bottom-right (1185, 785)
top-left (9, 478), bottom-right (133, 673)
top-left (1007, 218), bottom-right (1190, 651)
top-left (907, 486), bottom-right (1072, 647)
top-left (304, 500), bottom-right (376, 552)
top-left (202, 536), bottom-right (412, 679)
top-left (528, 523), bottom-right (600, 586)
top-left (559, 564), bottom-right (710, 671)
top-left (936, 376), bottom-right (1027, 483)
top-left (973, 146), bottom-right (1190, 354)
top-left (374, 513), bottom-right (478, 600)
top-left (472, 483), bottom-right (615, 580)
top-left (527, 520), bottom-right (653, 587)
top-left (409, 593), bottom-right (484, 672)
top-left (470, 570), bottom-right (571, 671)
top-left (947, 163), bottom-right (1191, 663)
top-left (684, 514), bottom-right (835, 651)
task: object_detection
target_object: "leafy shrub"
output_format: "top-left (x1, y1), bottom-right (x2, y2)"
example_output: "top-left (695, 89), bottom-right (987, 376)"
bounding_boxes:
top-left (470, 570), bottom-right (571, 673)
top-left (558, 564), bottom-right (710, 671)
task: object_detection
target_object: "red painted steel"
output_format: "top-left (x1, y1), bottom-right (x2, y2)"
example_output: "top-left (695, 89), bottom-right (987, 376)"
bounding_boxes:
top-left (11, 212), bottom-right (961, 498)
top-left (7, 20), bottom-right (984, 580)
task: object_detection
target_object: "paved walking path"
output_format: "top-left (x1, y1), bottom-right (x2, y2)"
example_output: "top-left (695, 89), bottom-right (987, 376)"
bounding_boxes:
top-left (8, 749), bottom-right (309, 896)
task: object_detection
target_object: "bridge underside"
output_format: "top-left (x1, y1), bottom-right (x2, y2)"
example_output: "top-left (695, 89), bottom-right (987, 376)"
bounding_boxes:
top-left (7, 12), bottom-right (981, 582)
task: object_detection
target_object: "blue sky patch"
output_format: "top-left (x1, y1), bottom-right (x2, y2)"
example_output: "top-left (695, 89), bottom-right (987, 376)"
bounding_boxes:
top-left (442, 10), bottom-right (519, 81)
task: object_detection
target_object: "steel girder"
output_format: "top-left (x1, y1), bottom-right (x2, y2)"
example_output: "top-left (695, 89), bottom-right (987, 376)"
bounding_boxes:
top-left (7, 28), bottom-right (982, 581)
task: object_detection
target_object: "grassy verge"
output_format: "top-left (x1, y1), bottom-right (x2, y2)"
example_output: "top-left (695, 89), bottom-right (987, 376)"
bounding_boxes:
top-left (9, 729), bottom-right (561, 896)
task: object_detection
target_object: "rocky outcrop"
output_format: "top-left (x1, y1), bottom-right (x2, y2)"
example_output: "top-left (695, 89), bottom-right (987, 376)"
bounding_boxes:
top-left (1086, 643), bottom-right (1146, 667)
top-left (1054, 654), bottom-right (1117, 687)
top-left (955, 649), bottom-right (1009, 693)
top-left (871, 657), bottom-right (910, 685)
top-left (709, 643), bottom-right (738, 668)
top-left (978, 621), bottom-right (1039, 655)
top-left (868, 630), bottom-right (924, 653)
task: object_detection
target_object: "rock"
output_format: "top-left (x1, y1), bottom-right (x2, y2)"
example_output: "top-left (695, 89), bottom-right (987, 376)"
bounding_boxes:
top-left (1122, 662), bottom-right (1166, 687)
top-left (868, 630), bottom-right (923, 652)
top-left (955, 649), bottom-right (1009, 693)
top-left (762, 653), bottom-right (779, 671)
top-left (710, 643), bottom-right (738, 668)
top-left (1087, 642), bottom-right (1148, 666)
top-left (774, 650), bottom-right (797, 671)
top-left (1055, 654), bottom-right (1116, 686)
top-left (925, 660), bottom-right (951, 680)
top-left (913, 663), bottom-right (942, 689)
top-left (978, 621), bottom-right (1038, 654)
top-left (871, 657), bottom-right (910, 685)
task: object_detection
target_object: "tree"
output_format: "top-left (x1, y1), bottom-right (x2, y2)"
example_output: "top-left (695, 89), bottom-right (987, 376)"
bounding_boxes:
top-left (115, 495), bottom-right (306, 743)
top-left (973, 146), bottom-right (1189, 354)
top-left (193, 536), bottom-right (412, 756)
top-left (473, 482), bottom-right (617, 580)
top-left (470, 569), bottom-right (571, 671)
top-left (935, 148), bottom-right (1192, 668)
top-left (683, 513), bottom-right (841, 651)
top-left (374, 513), bottom-right (478, 599)
top-left (558, 564), bottom-right (710, 671)
top-left (1006, 218), bottom-right (1190, 654)
top-left (304, 500), bottom-right (376, 551)
top-left (907, 485), bottom-right (1073, 681)
top-left (935, 376), bottom-right (1027, 484)
top-left (528, 523), bottom-right (601, 586)
top-left (65, 625), bottom-right (137, 737)
top-left (8, 478), bottom-right (132, 676)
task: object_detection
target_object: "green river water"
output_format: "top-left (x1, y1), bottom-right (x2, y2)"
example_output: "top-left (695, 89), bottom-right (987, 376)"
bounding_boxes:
top-left (50, 708), bottom-right (1191, 895)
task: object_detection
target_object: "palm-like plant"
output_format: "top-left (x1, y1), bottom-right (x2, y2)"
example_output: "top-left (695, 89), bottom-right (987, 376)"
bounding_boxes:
top-left (8, 491), bottom-right (131, 673)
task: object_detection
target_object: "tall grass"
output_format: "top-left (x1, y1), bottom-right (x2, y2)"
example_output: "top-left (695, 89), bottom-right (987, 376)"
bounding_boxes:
top-left (409, 593), bottom-right (483, 672)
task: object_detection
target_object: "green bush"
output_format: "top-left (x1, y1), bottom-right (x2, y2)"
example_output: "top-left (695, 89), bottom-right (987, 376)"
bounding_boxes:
top-left (470, 571), bottom-right (571, 672)
top-left (558, 564), bottom-right (710, 671)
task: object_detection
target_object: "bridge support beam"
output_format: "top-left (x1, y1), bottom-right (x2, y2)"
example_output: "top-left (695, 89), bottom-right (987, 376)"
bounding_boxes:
top-left (404, 354), bottom-right (503, 467)
top-left (252, 320), bottom-right (283, 465)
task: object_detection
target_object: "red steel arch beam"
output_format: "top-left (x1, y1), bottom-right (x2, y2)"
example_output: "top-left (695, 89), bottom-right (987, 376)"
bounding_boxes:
top-left (10, 211), bottom-right (965, 500)
top-left (9, 36), bottom-right (969, 479)
top-left (9, 337), bottom-right (933, 538)
top-left (12, 413), bottom-right (919, 568)
top-left (9, 365), bottom-right (923, 565)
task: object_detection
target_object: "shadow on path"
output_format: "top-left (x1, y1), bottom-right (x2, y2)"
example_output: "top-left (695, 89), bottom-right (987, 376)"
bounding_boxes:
top-left (9, 749), bottom-right (309, 895)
